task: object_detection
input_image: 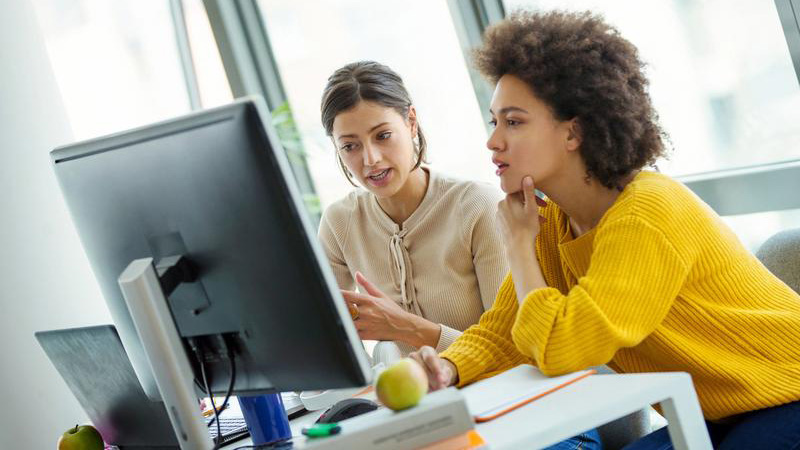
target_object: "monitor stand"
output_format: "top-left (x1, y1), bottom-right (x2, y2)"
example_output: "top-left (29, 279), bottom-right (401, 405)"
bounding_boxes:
top-left (118, 257), bottom-right (214, 450)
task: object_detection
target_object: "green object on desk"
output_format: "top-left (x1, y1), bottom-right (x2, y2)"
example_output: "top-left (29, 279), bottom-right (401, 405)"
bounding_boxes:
top-left (302, 423), bottom-right (342, 438)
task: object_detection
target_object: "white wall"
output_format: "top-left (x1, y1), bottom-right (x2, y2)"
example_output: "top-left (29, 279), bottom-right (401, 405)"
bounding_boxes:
top-left (0, 1), bottom-right (112, 448)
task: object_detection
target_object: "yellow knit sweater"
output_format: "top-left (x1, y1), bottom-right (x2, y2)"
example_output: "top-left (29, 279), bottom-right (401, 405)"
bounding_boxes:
top-left (441, 171), bottom-right (800, 420)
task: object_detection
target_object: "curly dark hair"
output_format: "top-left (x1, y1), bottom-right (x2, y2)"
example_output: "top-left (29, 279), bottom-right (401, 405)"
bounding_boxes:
top-left (474, 10), bottom-right (668, 190)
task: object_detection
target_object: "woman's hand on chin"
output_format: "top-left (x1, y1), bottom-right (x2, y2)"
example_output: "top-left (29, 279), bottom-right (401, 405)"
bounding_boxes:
top-left (497, 176), bottom-right (546, 252)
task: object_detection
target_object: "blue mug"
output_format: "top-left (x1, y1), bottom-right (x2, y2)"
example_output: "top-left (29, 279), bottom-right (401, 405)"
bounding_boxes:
top-left (238, 393), bottom-right (292, 445)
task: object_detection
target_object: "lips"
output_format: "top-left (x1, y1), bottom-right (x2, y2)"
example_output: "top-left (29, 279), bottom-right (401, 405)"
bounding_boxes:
top-left (493, 159), bottom-right (509, 176)
top-left (365, 168), bottom-right (393, 187)
top-left (367, 168), bottom-right (390, 180)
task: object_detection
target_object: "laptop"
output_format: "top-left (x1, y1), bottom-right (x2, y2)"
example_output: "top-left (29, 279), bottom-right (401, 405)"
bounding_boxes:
top-left (35, 325), bottom-right (259, 449)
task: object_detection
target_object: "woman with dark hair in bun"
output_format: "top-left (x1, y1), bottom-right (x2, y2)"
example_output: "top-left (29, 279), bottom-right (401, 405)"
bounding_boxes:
top-left (318, 61), bottom-right (506, 356)
top-left (409, 10), bottom-right (800, 450)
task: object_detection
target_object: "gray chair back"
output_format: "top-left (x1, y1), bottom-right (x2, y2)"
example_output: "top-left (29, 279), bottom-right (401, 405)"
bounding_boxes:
top-left (755, 228), bottom-right (800, 293)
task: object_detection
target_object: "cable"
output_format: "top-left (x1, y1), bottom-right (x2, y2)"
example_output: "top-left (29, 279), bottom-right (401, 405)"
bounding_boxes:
top-left (199, 358), bottom-right (223, 448)
top-left (187, 337), bottom-right (220, 441)
top-left (209, 336), bottom-right (237, 450)
top-left (207, 339), bottom-right (236, 429)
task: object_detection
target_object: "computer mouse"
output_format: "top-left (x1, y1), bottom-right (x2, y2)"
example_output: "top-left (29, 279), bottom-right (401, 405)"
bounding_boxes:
top-left (315, 398), bottom-right (379, 424)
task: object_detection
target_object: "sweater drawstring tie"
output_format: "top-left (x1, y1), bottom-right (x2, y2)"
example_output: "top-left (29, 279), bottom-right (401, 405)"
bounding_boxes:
top-left (389, 233), bottom-right (422, 316)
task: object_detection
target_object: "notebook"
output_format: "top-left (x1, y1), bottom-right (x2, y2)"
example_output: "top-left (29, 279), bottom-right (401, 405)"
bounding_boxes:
top-left (460, 365), bottom-right (595, 422)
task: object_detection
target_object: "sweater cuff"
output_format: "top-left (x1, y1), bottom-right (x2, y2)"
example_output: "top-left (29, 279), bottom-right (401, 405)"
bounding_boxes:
top-left (435, 325), bottom-right (462, 353)
top-left (440, 341), bottom-right (494, 388)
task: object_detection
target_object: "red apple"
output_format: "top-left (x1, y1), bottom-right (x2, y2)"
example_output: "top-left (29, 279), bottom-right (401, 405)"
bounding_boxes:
top-left (57, 424), bottom-right (104, 450)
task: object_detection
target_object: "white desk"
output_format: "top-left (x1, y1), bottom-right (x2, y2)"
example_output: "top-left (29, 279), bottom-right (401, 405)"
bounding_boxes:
top-left (224, 372), bottom-right (712, 450)
top-left (472, 372), bottom-right (711, 450)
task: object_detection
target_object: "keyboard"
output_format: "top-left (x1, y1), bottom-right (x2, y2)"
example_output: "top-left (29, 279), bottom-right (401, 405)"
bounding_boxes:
top-left (208, 416), bottom-right (250, 445)
top-left (205, 393), bottom-right (306, 445)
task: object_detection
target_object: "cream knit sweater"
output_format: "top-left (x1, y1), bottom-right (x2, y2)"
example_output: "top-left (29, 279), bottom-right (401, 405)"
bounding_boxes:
top-left (318, 169), bottom-right (507, 354)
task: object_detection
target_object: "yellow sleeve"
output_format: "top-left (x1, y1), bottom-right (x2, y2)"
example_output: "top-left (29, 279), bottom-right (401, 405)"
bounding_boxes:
top-left (512, 216), bottom-right (690, 376)
top-left (440, 273), bottom-right (531, 387)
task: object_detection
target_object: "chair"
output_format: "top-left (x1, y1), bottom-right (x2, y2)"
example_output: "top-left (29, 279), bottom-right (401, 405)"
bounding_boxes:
top-left (755, 228), bottom-right (800, 294)
top-left (592, 366), bottom-right (651, 450)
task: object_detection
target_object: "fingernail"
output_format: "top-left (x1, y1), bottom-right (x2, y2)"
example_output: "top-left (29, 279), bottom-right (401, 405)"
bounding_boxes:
top-left (524, 177), bottom-right (533, 187)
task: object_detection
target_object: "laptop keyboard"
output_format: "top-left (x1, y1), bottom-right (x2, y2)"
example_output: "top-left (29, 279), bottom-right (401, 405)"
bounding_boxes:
top-left (205, 393), bottom-right (305, 445)
top-left (208, 416), bottom-right (250, 444)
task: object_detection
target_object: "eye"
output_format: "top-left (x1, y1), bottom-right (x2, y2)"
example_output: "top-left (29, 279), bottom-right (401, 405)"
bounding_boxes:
top-left (340, 142), bottom-right (356, 152)
top-left (377, 131), bottom-right (392, 140)
top-left (506, 119), bottom-right (520, 127)
top-left (488, 119), bottom-right (497, 128)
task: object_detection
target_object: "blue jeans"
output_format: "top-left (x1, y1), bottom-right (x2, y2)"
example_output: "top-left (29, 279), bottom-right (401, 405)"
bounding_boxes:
top-left (622, 400), bottom-right (800, 450)
top-left (544, 428), bottom-right (603, 450)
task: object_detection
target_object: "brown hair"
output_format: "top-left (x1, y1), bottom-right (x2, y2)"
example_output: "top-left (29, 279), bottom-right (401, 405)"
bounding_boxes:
top-left (475, 10), bottom-right (668, 190)
top-left (321, 61), bottom-right (427, 185)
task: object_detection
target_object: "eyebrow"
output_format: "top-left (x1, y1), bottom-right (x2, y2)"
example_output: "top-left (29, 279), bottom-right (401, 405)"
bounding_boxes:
top-left (489, 106), bottom-right (529, 115)
top-left (337, 122), bottom-right (390, 139)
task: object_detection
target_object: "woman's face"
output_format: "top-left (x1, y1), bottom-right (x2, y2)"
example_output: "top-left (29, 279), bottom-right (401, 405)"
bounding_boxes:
top-left (332, 100), bottom-right (418, 198)
top-left (487, 74), bottom-right (579, 194)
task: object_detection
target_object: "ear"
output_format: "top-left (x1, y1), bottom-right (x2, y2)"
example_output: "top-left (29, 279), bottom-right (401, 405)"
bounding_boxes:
top-left (407, 105), bottom-right (418, 138)
top-left (565, 118), bottom-right (582, 152)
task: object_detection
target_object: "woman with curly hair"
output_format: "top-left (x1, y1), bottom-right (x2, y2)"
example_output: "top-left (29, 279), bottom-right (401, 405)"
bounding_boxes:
top-left (410, 10), bottom-right (800, 450)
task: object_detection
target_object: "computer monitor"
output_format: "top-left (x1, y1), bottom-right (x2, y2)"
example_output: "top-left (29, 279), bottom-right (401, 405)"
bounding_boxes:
top-left (51, 97), bottom-right (371, 401)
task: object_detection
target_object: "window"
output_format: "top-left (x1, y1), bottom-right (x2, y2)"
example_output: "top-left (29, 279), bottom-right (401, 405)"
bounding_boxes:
top-left (181, 0), bottom-right (233, 108)
top-left (33, 0), bottom-right (191, 140)
top-left (256, 0), bottom-right (495, 209)
top-left (503, 0), bottom-right (800, 175)
top-left (502, 0), bottom-right (800, 250)
top-left (722, 208), bottom-right (800, 251)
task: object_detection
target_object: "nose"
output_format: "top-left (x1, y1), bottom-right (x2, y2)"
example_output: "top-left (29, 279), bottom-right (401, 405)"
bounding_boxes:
top-left (363, 142), bottom-right (381, 166)
top-left (486, 126), bottom-right (504, 153)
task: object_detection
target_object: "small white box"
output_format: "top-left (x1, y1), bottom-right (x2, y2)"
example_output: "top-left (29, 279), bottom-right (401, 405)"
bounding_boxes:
top-left (298, 387), bottom-right (474, 450)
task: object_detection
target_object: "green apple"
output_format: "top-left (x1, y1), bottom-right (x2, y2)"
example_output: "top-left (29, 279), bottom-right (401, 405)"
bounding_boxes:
top-left (375, 358), bottom-right (429, 411)
top-left (57, 424), bottom-right (104, 450)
